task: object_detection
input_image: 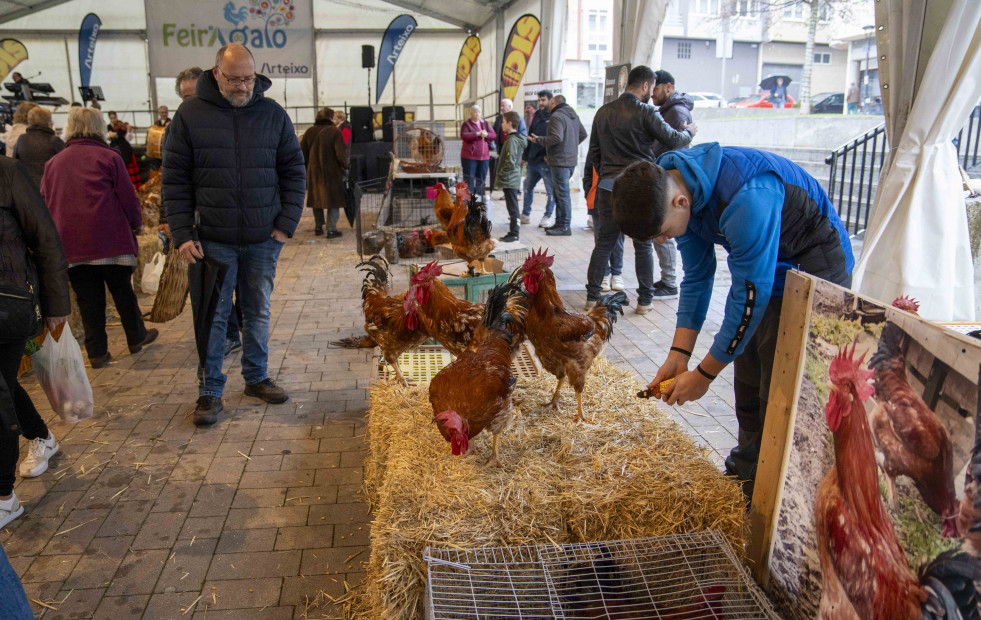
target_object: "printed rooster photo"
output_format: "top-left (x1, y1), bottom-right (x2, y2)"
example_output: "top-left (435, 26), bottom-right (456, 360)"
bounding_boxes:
top-left (766, 279), bottom-right (981, 620)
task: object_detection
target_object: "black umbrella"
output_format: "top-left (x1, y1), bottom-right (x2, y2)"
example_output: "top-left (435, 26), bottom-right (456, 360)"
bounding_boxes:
top-left (343, 176), bottom-right (362, 228)
top-left (187, 256), bottom-right (230, 369)
top-left (760, 74), bottom-right (792, 92)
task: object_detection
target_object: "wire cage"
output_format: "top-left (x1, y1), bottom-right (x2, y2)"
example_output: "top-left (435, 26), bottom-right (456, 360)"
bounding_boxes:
top-left (424, 531), bottom-right (780, 620)
top-left (393, 120), bottom-right (446, 140)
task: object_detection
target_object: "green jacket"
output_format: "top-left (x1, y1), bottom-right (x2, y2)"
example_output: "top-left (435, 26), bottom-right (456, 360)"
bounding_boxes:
top-left (494, 132), bottom-right (528, 190)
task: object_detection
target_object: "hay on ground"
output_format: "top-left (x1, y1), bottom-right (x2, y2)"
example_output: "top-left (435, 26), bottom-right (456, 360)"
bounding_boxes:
top-left (346, 356), bottom-right (745, 620)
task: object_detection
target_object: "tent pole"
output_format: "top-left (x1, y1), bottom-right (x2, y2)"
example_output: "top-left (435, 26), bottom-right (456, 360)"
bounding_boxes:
top-left (63, 37), bottom-right (75, 107)
top-left (429, 83), bottom-right (434, 123)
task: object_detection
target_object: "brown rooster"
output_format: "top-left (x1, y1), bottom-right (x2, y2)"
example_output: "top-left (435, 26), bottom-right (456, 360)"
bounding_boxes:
top-left (815, 341), bottom-right (981, 620)
top-left (430, 282), bottom-right (527, 468)
top-left (447, 192), bottom-right (495, 275)
top-left (332, 255), bottom-right (427, 386)
top-left (432, 180), bottom-right (469, 229)
top-left (521, 249), bottom-right (628, 424)
top-left (868, 296), bottom-right (959, 537)
top-left (408, 261), bottom-right (486, 357)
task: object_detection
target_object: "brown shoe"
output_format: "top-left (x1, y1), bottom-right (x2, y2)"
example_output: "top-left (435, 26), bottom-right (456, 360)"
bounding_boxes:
top-left (244, 378), bottom-right (289, 404)
top-left (129, 328), bottom-right (159, 354)
top-left (89, 352), bottom-right (113, 369)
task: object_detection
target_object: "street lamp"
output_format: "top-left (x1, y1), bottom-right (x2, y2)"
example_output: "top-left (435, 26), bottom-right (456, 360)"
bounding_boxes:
top-left (862, 24), bottom-right (874, 113)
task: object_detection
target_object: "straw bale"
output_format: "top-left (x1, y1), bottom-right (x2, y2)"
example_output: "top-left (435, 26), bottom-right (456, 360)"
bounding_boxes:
top-left (353, 356), bottom-right (745, 620)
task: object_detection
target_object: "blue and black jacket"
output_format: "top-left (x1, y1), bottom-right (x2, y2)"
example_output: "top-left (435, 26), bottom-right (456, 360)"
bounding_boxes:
top-left (657, 143), bottom-right (853, 364)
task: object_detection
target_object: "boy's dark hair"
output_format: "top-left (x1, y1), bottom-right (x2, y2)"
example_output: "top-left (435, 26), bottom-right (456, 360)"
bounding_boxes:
top-left (537, 90), bottom-right (553, 99)
top-left (627, 65), bottom-right (655, 89)
top-left (612, 160), bottom-right (671, 241)
top-left (502, 111), bottom-right (521, 129)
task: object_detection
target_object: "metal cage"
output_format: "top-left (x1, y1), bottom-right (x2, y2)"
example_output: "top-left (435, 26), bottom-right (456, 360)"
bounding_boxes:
top-left (424, 531), bottom-right (780, 619)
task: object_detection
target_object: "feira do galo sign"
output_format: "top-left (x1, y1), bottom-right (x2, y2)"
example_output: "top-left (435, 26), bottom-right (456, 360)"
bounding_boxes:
top-left (500, 15), bottom-right (541, 102)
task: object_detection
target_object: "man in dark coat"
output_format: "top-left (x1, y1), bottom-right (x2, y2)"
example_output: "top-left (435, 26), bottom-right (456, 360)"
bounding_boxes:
top-left (522, 90), bottom-right (555, 227)
top-left (163, 43), bottom-right (306, 426)
top-left (301, 107), bottom-right (348, 238)
top-left (543, 94), bottom-right (587, 236)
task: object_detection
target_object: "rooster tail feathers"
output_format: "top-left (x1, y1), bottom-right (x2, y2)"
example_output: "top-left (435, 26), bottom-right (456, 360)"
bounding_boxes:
top-left (919, 550), bottom-right (981, 620)
top-left (463, 192), bottom-right (491, 242)
top-left (506, 265), bottom-right (524, 286)
top-left (330, 334), bottom-right (377, 349)
top-left (593, 291), bottom-right (629, 340)
top-left (357, 255), bottom-right (391, 299)
top-left (482, 282), bottom-right (527, 329)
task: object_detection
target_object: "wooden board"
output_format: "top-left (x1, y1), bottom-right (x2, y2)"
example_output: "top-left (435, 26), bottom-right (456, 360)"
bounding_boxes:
top-left (748, 270), bottom-right (813, 584)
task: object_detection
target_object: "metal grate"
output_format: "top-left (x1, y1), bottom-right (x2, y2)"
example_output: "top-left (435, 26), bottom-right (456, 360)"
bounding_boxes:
top-left (425, 531), bottom-right (780, 620)
top-left (374, 343), bottom-right (540, 384)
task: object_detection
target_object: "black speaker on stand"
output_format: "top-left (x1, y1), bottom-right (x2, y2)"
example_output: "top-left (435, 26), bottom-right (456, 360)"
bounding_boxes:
top-left (362, 45), bottom-right (374, 110)
top-left (350, 106), bottom-right (374, 144)
top-left (382, 106), bottom-right (405, 144)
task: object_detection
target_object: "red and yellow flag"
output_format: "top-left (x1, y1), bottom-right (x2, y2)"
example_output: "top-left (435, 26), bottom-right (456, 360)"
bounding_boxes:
top-left (0, 39), bottom-right (29, 83)
top-left (500, 15), bottom-right (541, 102)
top-left (455, 35), bottom-right (481, 104)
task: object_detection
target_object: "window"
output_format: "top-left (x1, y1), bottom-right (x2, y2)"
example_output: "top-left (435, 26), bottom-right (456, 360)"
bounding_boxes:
top-left (677, 41), bottom-right (691, 59)
top-left (586, 9), bottom-right (609, 56)
top-left (783, 1), bottom-right (804, 18)
top-left (737, 0), bottom-right (757, 16)
top-left (813, 52), bottom-right (831, 64)
top-left (818, 3), bottom-right (830, 20)
top-left (693, 0), bottom-right (719, 14)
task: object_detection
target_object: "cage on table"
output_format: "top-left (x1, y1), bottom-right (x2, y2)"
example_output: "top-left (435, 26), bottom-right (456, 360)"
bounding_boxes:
top-left (424, 531), bottom-right (780, 620)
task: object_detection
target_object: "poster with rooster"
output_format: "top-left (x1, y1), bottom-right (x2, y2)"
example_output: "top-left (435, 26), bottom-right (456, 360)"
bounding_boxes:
top-left (764, 275), bottom-right (981, 620)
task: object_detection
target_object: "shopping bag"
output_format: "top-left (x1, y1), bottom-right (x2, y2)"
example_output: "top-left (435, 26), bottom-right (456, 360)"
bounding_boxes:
top-left (141, 252), bottom-right (165, 296)
top-left (30, 324), bottom-right (94, 424)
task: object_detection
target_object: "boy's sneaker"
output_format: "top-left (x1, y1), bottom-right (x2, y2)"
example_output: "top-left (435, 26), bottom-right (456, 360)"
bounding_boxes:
top-left (539, 215), bottom-right (555, 228)
top-left (520, 215), bottom-right (530, 225)
top-left (653, 282), bottom-right (680, 300)
top-left (500, 232), bottom-right (519, 243)
top-left (600, 276), bottom-right (612, 293)
top-left (0, 493), bottom-right (24, 528)
top-left (19, 433), bottom-right (59, 478)
top-left (611, 275), bottom-right (625, 291)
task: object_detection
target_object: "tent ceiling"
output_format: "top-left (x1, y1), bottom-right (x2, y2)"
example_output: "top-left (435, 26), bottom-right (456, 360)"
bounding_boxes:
top-left (0, 0), bottom-right (72, 24)
top-left (380, 0), bottom-right (516, 31)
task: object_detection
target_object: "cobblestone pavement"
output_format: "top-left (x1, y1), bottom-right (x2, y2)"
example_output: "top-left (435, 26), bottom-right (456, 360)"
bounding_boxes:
top-left (5, 188), bottom-right (741, 618)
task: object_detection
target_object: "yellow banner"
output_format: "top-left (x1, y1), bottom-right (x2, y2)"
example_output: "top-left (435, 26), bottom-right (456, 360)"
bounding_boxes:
top-left (500, 15), bottom-right (541, 102)
top-left (0, 39), bottom-right (28, 83)
top-left (455, 35), bottom-right (481, 104)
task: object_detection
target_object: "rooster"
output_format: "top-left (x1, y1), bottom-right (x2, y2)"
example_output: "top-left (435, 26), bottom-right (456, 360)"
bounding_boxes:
top-left (432, 180), bottom-right (469, 230)
top-left (409, 261), bottom-right (496, 357)
top-left (816, 341), bottom-right (981, 620)
top-left (868, 296), bottom-right (959, 537)
top-left (332, 255), bottom-right (427, 386)
top-left (430, 282), bottom-right (527, 468)
top-left (447, 192), bottom-right (495, 275)
top-left (521, 249), bottom-right (629, 424)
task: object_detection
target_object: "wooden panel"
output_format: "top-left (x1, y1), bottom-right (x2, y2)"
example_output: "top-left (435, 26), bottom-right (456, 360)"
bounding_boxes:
top-left (747, 270), bottom-right (813, 585)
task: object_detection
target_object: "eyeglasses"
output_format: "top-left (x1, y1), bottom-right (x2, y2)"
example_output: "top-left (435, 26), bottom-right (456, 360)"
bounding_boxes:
top-left (217, 67), bottom-right (256, 87)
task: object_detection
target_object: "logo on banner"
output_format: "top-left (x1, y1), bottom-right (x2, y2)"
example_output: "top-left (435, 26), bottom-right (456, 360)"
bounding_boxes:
top-left (0, 39), bottom-right (28, 83)
top-left (376, 14), bottom-right (417, 104)
top-left (78, 13), bottom-right (101, 88)
top-left (500, 15), bottom-right (541, 102)
top-left (604, 63), bottom-right (630, 104)
top-left (455, 35), bottom-right (481, 103)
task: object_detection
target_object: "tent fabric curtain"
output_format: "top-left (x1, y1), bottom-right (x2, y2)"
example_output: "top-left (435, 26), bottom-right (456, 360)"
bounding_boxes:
top-left (612, 0), bottom-right (668, 67)
top-left (540, 0), bottom-right (568, 82)
top-left (852, 0), bottom-right (981, 320)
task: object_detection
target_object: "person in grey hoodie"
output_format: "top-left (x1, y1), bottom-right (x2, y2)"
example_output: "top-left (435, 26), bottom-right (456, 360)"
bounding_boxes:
top-left (544, 95), bottom-right (587, 236)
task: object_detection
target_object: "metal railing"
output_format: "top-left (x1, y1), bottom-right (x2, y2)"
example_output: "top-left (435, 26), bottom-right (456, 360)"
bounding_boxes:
top-left (826, 104), bottom-right (981, 236)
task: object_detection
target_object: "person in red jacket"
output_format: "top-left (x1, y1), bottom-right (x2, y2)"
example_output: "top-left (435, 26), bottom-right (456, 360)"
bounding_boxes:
top-left (41, 107), bottom-right (158, 369)
top-left (460, 104), bottom-right (496, 201)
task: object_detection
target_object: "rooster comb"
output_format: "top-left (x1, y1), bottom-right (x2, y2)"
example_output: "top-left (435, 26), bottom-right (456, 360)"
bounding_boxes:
top-left (411, 261), bottom-right (442, 284)
top-left (829, 339), bottom-right (874, 399)
top-left (891, 296), bottom-right (920, 314)
top-left (522, 248), bottom-right (554, 272)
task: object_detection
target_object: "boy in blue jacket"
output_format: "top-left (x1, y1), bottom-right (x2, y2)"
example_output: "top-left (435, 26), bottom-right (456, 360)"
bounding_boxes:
top-left (611, 142), bottom-right (854, 499)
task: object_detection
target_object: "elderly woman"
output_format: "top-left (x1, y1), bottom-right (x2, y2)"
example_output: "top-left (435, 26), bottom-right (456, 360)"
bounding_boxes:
top-left (301, 108), bottom-right (349, 237)
top-left (41, 108), bottom-right (158, 368)
top-left (460, 104), bottom-right (496, 199)
top-left (14, 106), bottom-right (64, 187)
top-left (1, 102), bottom-right (38, 156)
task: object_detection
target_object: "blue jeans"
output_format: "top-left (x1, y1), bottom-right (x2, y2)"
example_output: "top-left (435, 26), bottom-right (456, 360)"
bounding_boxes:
top-left (461, 158), bottom-right (489, 197)
top-left (586, 188), bottom-right (654, 304)
top-left (0, 542), bottom-right (31, 619)
top-left (194, 237), bottom-right (283, 397)
top-left (522, 160), bottom-right (554, 217)
top-left (592, 214), bottom-right (624, 277)
top-left (550, 165), bottom-right (574, 228)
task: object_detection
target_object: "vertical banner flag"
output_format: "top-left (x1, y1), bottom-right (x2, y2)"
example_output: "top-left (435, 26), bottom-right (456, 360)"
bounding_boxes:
top-left (500, 15), bottom-right (541, 102)
top-left (78, 13), bottom-right (102, 88)
top-left (376, 14), bottom-right (417, 104)
top-left (454, 35), bottom-right (481, 103)
top-left (144, 0), bottom-right (314, 79)
top-left (0, 39), bottom-right (28, 83)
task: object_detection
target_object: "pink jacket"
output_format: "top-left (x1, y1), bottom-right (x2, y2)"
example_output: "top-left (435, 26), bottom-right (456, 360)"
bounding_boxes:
top-left (460, 118), bottom-right (497, 161)
top-left (41, 138), bottom-right (142, 264)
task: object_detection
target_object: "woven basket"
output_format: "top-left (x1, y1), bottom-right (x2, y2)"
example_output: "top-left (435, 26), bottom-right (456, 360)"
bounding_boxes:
top-left (145, 247), bottom-right (189, 323)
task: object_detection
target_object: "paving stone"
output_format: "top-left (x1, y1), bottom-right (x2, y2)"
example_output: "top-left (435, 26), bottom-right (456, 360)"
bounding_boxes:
top-left (170, 454), bottom-right (214, 481)
top-left (152, 480), bottom-right (202, 513)
top-left (155, 537), bottom-right (218, 593)
top-left (46, 587), bottom-right (105, 620)
top-left (280, 574), bottom-right (347, 607)
top-left (192, 606), bottom-right (295, 620)
top-left (4, 517), bottom-right (62, 557)
top-left (244, 454), bottom-right (283, 471)
top-left (204, 456), bottom-right (247, 484)
top-left (251, 438), bottom-right (320, 455)
top-left (284, 486), bottom-right (338, 506)
top-left (41, 508), bottom-right (108, 556)
top-left (299, 546), bottom-right (369, 575)
top-left (106, 549), bottom-right (168, 596)
top-left (23, 580), bottom-right (65, 616)
top-left (280, 452), bottom-right (340, 470)
top-left (133, 511), bottom-right (187, 550)
top-left (231, 487), bottom-right (287, 509)
top-left (97, 499), bottom-right (153, 538)
top-left (238, 469), bottom-right (315, 489)
top-left (215, 528), bottom-right (278, 554)
top-left (307, 502), bottom-right (371, 526)
top-left (92, 594), bottom-right (151, 619)
top-left (224, 506), bottom-right (309, 530)
top-left (199, 577), bottom-right (282, 610)
top-left (313, 467), bottom-right (362, 487)
top-left (65, 536), bottom-right (133, 590)
top-left (178, 516), bottom-right (226, 540)
top-left (206, 549), bottom-right (300, 580)
top-left (22, 553), bottom-right (81, 582)
top-left (275, 524), bottom-right (334, 550)
top-left (188, 483), bottom-right (237, 518)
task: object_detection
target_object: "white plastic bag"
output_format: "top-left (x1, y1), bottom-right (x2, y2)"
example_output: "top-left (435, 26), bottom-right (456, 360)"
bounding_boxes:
top-left (31, 324), bottom-right (94, 423)
top-left (141, 252), bottom-right (165, 296)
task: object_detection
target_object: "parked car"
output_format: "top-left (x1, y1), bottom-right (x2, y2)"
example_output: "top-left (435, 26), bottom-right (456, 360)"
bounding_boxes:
top-left (688, 92), bottom-right (726, 108)
top-left (728, 92), bottom-right (797, 109)
top-left (811, 92), bottom-right (844, 114)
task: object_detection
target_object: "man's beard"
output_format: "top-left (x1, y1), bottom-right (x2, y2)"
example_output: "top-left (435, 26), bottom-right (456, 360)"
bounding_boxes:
top-left (222, 87), bottom-right (253, 108)
top-left (641, 91), bottom-right (652, 104)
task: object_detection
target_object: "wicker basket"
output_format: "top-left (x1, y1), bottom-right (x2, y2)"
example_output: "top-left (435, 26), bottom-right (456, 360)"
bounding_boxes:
top-left (145, 247), bottom-right (189, 323)
top-left (146, 125), bottom-right (166, 159)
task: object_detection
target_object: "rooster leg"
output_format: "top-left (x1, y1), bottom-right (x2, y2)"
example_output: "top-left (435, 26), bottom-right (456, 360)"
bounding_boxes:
top-left (485, 434), bottom-right (503, 468)
top-left (574, 391), bottom-right (594, 425)
top-left (387, 355), bottom-right (410, 387)
top-left (544, 377), bottom-right (565, 409)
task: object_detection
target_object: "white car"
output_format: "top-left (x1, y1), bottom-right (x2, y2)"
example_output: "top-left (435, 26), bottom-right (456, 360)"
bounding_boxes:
top-left (688, 92), bottom-right (727, 108)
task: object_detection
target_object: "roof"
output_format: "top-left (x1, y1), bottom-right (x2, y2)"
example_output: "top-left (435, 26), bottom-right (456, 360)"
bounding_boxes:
top-left (370, 0), bottom-right (519, 31)
top-left (0, 0), bottom-right (74, 25)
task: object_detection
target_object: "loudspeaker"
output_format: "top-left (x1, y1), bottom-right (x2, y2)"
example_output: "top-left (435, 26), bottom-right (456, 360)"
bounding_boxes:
top-left (382, 106), bottom-right (405, 143)
top-left (351, 106), bottom-right (374, 143)
top-left (362, 45), bottom-right (375, 69)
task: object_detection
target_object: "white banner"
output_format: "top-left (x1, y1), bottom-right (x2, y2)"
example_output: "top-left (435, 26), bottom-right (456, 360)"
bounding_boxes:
top-left (144, 0), bottom-right (314, 79)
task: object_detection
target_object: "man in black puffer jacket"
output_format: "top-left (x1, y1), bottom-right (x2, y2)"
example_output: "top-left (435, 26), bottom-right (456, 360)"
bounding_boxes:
top-left (163, 43), bottom-right (305, 426)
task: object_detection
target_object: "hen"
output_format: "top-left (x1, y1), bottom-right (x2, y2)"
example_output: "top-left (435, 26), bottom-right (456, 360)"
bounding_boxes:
top-left (521, 249), bottom-right (629, 424)
top-left (816, 341), bottom-right (981, 620)
top-left (332, 255), bottom-right (427, 386)
top-left (868, 296), bottom-right (958, 537)
top-left (448, 192), bottom-right (495, 275)
top-left (424, 181), bottom-right (469, 248)
top-left (430, 282), bottom-right (527, 468)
